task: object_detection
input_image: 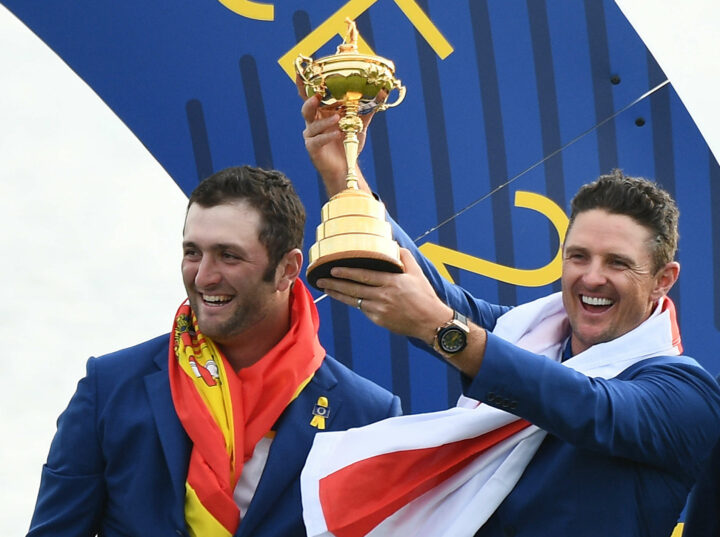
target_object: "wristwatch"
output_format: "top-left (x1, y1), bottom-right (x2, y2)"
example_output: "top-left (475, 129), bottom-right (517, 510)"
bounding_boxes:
top-left (433, 310), bottom-right (470, 356)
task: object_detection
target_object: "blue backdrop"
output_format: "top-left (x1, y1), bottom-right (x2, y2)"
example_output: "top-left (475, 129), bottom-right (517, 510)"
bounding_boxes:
top-left (5, 0), bottom-right (719, 414)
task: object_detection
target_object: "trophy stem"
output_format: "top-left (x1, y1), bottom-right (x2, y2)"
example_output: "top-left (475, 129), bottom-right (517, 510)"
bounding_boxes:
top-left (339, 96), bottom-right (363, 190)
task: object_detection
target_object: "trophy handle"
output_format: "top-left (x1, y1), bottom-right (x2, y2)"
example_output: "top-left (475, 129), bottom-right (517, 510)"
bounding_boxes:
top-left (376, 80), bottom-right (406, 111)
top-left (295, 54), bottom-right (313, 84)
top-left (295, 54), bottom-right (326, 98)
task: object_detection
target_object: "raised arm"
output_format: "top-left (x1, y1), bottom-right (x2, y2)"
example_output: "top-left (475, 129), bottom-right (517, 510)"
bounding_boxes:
top-left (301, 93), bottom-right (507, 377)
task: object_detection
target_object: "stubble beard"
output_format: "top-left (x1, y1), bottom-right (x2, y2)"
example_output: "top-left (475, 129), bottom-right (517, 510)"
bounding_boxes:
top-left (189, 295), bottom-right (262, 345)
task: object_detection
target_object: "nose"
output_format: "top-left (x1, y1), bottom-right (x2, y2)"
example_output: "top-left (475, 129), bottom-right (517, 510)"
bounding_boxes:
top-left (582, 259), bottom-right (607, 287)
top-left (194, 255), bottom-right (222, 289)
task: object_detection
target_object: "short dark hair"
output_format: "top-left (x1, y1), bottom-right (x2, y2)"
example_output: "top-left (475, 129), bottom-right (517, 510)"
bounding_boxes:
top-left (568, 169), bottom-right (679, 271)
top-left (188, 166), bottom-right (306, 279)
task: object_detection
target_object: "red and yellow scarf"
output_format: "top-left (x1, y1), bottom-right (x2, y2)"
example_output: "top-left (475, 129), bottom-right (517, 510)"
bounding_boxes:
top-left (169, 279), bottom-right (325, 536)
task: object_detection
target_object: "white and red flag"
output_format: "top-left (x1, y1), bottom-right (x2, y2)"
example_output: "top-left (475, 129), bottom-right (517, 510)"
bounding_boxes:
top-left (301, 293), bottom-right (682, 537)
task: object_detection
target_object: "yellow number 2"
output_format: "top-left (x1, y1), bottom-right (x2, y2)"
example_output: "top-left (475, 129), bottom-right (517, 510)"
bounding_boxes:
top-left (418, 191), bottom-right (568, 288)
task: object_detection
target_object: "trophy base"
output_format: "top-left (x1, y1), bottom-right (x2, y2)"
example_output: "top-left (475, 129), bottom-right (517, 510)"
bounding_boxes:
top-left (306, 250), bottom-right (404, 290)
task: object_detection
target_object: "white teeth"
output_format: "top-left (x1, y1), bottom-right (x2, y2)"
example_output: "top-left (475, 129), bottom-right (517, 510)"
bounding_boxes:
top-left (582, 295), bottom-right (613, 306)
top-left (203, 295), bottom-right (231, 304)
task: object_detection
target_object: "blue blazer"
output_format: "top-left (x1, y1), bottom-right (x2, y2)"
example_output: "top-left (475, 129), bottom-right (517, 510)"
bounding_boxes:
top-left (27, 334), bottom-right (401, 537)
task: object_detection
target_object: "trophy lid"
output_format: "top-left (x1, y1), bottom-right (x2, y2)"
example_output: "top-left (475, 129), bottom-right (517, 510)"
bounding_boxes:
top-left (306, 18), bottom-right (396, 71)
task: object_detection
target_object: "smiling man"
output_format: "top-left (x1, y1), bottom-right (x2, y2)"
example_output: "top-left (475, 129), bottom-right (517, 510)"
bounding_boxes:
top-left (298, 94), bottom-right (720, 537)
top-left (27, 166), bottom-right (401, 537)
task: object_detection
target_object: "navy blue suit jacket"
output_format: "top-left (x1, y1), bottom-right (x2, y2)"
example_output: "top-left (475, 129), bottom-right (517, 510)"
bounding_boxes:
top-left (27, 334), bottom-right (401, 537)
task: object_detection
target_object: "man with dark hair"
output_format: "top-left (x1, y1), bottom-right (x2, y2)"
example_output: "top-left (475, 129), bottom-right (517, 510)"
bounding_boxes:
top-left (569, 168), bottom-right (679, 271)
top-left (187, 166), bottom-right (306, 277)
top-left (27, 165), bottom-right (401, 537)
top-left (298, 95), bottom-right (720, 537)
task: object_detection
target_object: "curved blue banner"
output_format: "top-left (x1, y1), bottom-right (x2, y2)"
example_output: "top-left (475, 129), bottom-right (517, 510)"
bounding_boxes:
top-left (4, 0), bottom-right (719, 414)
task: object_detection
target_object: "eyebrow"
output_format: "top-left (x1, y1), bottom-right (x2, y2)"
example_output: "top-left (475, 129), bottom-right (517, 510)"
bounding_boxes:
top-left (182, 241), bottom-right (247, 254)
top-left (563, 244), bottom-right (586, 255)
top-left (606, 252), bottom-right (636, 266)
top-left (564, 245), bottom-right (636, 266)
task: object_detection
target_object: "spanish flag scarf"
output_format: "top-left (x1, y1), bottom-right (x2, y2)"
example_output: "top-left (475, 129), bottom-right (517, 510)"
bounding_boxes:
top-left (169, 279), bottom-right (325, 537)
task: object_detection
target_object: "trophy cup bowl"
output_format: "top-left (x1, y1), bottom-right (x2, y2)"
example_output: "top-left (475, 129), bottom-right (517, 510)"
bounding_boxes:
top-left (296, 53), bottom-right (404, 114)
top-left (296, 20), bottom-right (407, 289)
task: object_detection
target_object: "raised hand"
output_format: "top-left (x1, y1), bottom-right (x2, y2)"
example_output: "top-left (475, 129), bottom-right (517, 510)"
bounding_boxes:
top-left (298, 79), bottom-right (376, 197)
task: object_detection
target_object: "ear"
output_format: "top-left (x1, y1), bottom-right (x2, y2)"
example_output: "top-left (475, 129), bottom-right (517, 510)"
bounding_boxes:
top-left (274, 248), bottom-right (303, 292)
top-left (650, 261), bottom-right (680, 301)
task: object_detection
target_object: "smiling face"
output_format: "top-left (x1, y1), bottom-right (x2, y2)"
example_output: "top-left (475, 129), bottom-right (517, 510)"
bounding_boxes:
top-left (561, 209), bottom-right (679, 355)
top-left (181, 200), bottom-right (285, 347)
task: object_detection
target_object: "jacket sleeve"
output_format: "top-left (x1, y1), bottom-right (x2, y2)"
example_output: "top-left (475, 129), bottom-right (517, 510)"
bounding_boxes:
top-left (466, 333), bottom-right (720, 476)
top-left (388, 215), bottom-right (509, 329)
top-left (27, 358), bottom-right (105, 537)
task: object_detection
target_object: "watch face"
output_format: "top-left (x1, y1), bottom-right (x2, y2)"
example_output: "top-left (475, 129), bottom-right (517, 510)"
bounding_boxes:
top-left (440, 327), bottom-right (467, 353)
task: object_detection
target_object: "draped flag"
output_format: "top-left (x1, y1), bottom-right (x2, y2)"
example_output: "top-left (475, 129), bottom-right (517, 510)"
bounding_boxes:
top-left (301, 294), bottom-right (682, 536)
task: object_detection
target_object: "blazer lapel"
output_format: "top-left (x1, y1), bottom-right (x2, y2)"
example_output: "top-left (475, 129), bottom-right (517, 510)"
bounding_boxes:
top-left (237, 362), bottom-right (343, 536)
top-left (144, 345), bottom-right (191, 521)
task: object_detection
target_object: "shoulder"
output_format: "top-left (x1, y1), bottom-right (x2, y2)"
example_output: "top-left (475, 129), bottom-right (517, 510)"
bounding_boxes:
top-left (95, 333), bottom-right (169, 362)
top-left (318, 355), bottom-right (402, 415)
top-left (619, 354), bottom-right (720, 430)
top-left (618, 354), bottom-right (720, 408)
top-left (86, 333), bottom-right (169, 385)
top-left (620, 354), bottom-right (719, 386)
top-left (320, 355), bottom-right (392, 394)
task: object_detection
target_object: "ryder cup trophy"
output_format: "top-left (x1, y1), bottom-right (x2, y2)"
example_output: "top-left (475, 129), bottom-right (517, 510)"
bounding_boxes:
top-left (296, 19), bottom-right (406, 289)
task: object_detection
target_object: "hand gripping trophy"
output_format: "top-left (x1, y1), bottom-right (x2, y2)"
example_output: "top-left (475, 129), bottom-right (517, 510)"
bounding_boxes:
top-left (296, 19), bottom-right (406, 289)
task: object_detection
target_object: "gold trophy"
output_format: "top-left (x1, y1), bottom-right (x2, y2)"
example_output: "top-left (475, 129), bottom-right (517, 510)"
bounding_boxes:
top-left (296, 19), bottom-right (407, 289)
